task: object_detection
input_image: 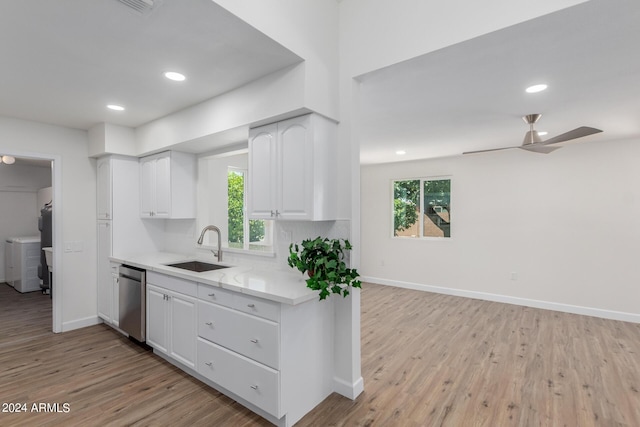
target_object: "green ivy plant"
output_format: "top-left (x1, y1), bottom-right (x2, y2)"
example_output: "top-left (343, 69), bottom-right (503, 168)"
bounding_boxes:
top-left (288, 237), bottom-right (362, 300)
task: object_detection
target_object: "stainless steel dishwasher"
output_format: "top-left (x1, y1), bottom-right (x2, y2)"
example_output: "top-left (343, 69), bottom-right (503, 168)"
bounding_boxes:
top-left (118, 265), bottom-right (146, 342)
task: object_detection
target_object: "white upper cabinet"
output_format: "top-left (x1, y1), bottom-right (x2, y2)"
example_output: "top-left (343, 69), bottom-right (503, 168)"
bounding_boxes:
top-left (248, 123), bottom-right (278, 219)
top-left (97, 157), bottom-right (112, 219)
top-left (139, 151), bottom-right (196, 219)
top-left (248, 114), bottom-right (337, 221)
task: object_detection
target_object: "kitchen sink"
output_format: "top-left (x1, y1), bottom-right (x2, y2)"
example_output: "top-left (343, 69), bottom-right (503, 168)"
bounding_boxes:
top-left (165, 260), bottom-right (230, 272)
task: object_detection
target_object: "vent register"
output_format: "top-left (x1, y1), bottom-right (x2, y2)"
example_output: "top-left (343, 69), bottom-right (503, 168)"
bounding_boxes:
top-left (116, 0), bottom-right (162, 16)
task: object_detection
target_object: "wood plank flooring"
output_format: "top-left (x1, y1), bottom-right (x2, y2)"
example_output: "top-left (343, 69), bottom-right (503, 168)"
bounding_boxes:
top-left (1, 282), bottom-right (640, 426)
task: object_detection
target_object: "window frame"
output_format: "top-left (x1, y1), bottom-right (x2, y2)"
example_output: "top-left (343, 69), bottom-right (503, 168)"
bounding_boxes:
top-left (391, 175), bottom-right (452, 240)
top-left (227, 167), bottom-right (273, 252)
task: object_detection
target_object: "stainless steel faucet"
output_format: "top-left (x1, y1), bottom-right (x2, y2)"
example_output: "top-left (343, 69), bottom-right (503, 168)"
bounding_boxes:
top-left (197, 225), bottom-right (222, 262)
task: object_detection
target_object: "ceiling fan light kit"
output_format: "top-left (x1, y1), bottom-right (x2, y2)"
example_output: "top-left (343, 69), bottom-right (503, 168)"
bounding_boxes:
top-left (464, 113), bottom-right (602, 155)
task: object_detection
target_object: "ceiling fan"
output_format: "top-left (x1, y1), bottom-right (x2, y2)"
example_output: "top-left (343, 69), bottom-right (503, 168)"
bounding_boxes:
top-left (464, 114), bottom-right (603, 155)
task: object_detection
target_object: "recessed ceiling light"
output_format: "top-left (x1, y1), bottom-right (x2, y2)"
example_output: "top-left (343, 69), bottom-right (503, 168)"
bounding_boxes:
top-left (164, 71), bottom-right (186, 82)
top-left (107, 104), bottom-right (125, 111)
top-left (396, 150), bottom-right (406, 155)
top-left (525, 84), bottom-right (548, 93)
top-left (1, 155), bottom-right (16, 164)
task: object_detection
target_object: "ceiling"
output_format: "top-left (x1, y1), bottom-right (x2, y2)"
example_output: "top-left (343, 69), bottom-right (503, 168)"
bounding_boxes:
top-left (0, 0), bottom-right (302, 131)
top-left (358, 0), bottom-right (640, 164)
top-left (2, 0), bottom-right (638, 166)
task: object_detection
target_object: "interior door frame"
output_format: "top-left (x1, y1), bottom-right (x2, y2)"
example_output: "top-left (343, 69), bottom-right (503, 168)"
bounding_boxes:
top-left (4, 149), bottom-right (62, 333)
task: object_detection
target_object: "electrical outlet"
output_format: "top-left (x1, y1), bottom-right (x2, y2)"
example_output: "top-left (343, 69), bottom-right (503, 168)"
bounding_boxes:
top-left (510, 272), bottom-right (518, 281)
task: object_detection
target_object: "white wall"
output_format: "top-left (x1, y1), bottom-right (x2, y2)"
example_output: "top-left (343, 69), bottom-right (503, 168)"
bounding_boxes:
top-left (0, 116), bottom-right (97, 331)
top-left (88, 123), bottom-right (137, 157)
top-left (212, 0), bottom-right (340, 119)
top-left (135, 64), bottom-right (307, 155)
top-left (361, 136), bottom-right (640, 321)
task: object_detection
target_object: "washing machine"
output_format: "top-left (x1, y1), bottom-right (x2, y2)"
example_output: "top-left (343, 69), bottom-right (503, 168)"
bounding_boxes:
top-left (10, 237), bottom-right (41, 293)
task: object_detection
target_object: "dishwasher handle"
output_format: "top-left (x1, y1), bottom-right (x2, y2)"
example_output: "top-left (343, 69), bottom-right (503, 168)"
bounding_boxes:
top-left (119, 265), bottom-right (145, 282)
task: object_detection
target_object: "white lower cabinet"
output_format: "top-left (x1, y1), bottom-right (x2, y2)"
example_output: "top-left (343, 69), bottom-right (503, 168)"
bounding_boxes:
top-left (198, 301), bottom-right (279, 369)
top-left (145, 271), bottom-right (334, 427)
top-left (146, 279), bottom-right (197, 369)
top-left (197, 338), bottom-right (280, 416)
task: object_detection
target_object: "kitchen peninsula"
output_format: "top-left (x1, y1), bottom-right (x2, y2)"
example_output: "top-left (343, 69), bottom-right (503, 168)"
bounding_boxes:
top-left (110, 252), bottom-right (334, 427)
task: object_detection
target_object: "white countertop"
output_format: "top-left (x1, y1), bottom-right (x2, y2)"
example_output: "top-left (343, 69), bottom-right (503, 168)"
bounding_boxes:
top-left (110, 252), bottom-right (317, 305)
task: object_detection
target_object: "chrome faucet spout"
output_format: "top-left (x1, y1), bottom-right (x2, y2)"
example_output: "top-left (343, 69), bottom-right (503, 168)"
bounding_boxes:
top-left (197, 225), bottom-right (222, 262)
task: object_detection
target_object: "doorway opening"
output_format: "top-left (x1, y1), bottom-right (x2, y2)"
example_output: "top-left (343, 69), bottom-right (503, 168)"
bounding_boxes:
top-left (0, 150), bottom-right (62, 333)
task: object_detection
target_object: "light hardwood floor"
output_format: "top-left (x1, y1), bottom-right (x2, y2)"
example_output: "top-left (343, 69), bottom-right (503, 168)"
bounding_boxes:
top-left (1, 282), bottom-right (639, 426)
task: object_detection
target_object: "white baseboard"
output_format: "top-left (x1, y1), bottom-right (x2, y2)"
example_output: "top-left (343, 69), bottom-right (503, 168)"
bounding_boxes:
top-left (361, 276), bottom-right (640, 324)
top-left (333, 375), bottom-right (364, 400)
top-left (61, 315), bottom-right (102, 332)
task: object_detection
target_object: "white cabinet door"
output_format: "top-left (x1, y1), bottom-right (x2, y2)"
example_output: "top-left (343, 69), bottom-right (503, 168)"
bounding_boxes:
top-left (97, 157), bottom-right (112, 219)
top-left (97, 221), bottom-right (112, 323)
top-left (247, 114), bottom-right (336, 221)
top-left (139, 151), bottom-right (195, 219)
top-left (153, 153), bottom-right (172, 218)
top-left (277, 116), bottom-right (313, 220)
top-left (146, 282), bottom-right (197, 367)
top-left (169, 292), bottom-right (197, 368)
top-left (248, 123), bottom-right (277, 220)
top-left (139, 157), bottom-right (155, 218)
top-left (146, 284), bottom-right (168, 353)
top-left (112, 270), bottom-right (120, 327)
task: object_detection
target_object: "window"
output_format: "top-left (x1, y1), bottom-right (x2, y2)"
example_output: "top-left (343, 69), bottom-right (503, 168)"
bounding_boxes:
top-left (393, 178), bottom-right (451, 238)
top-left (227, 168), bottom-right (273, 251)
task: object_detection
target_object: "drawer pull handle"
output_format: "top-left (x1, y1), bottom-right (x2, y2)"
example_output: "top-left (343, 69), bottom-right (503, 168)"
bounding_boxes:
top-left (205, 322), bottom-right (213, 326)
top-left (205, 362), bottom-right (213, 367)
top-left (250, 385), bottom-right (259, 390)
top-left (250, 338), bottom-right (259, 344)
top-left (247, 304), bottom-right (255, 308)
top-left (208, 293), bottom-right (215, 297)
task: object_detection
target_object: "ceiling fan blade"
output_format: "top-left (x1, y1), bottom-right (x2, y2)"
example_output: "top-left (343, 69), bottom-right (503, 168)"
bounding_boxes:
top-left (542, 126), bottom-right (603, 145)
top-left (463, 146), bottom-right (518, 155)
top-left (519, 144), bottom-right (560, 154)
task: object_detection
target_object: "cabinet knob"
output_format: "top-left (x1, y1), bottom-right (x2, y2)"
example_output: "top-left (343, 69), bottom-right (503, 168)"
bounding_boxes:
top-left (250, 385), bottom-right (259, 390)
top-left (205, 362), bottom-right (213, 367)
top-left (208, 293), bottom-right (215, 297)
top-left (250, 338), bottom-right (259, 344)
top-left (270, 210), bottom-right (275, 217)
top-left (205, 322), bottom-right (213, 326)
top-left (247, 303), bottom-right (255, 308)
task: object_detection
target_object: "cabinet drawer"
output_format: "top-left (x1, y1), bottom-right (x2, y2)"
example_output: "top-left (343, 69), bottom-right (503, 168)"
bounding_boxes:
top-left (147, 271), bottom-right (197, 297)
top-left (198, 301), bottom-right (279, 369)
top-left (197, 338), bottom-right (280, 417)
top-left (197, 284), bottom-right (235, 307)
top-left (198, 284), bottom-right (280, 322)
top-left (233, 293), bottom-right (280, 322)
